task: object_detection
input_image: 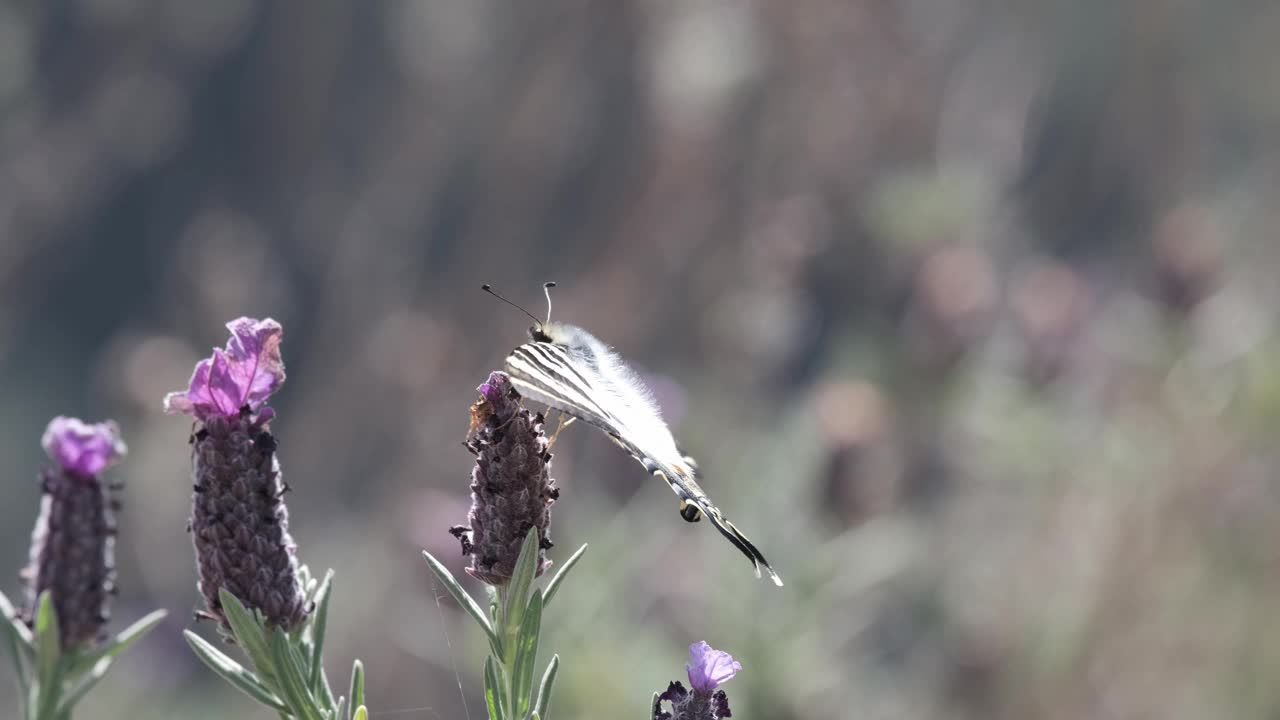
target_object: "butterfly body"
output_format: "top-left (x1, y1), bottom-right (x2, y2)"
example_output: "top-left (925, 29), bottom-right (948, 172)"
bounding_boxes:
top-left (504, 320), bottom-right (783, 586)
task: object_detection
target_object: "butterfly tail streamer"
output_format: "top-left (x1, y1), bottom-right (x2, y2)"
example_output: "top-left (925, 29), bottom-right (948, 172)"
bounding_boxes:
top-left (651, 460), bottom-right (784, 587)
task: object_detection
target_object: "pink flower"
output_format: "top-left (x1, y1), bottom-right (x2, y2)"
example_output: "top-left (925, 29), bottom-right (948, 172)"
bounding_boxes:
top-left (163, 317), bottom-right (286, 420)
top-left (41, 417), bottom-right (126, 477)
top-left (685, 641), bottom-right (742, 693)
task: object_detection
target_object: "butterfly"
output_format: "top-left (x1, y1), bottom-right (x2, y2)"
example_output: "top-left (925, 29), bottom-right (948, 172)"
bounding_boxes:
top-left (485, 283), bottom-right (783, 586)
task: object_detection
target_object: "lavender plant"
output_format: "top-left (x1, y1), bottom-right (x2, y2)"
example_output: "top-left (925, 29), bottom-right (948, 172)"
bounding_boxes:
top-left (0, 417), bottom-right (167, 720)
top-left (165, 317), bottom-right (367, 720)
top-left (651, 642), bottom-right (741, 720)
top-left (424, 371), bottom-right (587, 720)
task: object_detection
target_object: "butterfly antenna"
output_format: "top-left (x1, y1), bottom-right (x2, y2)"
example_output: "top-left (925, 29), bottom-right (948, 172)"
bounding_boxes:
top-left (481, 284), bottom-right (542, 326)
top-left (543, 281), bottom-right (557, 324)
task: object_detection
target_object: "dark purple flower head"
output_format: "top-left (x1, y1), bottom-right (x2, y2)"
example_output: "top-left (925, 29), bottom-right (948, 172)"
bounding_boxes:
top-left (24, 416), bottom-right (123, 650)
top-left (41, 417), bottom-right (126, 478)
top-left (686, 641), bottom-right (741, 692)
top-left (166, 318), bottom-right (307, 632)
top-left (164, 317), bottom-right (285, 421)
top-left (452, 371), bottom-right (557, 586)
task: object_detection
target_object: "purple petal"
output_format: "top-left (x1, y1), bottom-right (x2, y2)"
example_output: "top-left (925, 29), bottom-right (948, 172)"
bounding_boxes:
top-left (206, 349), bottom-right (243, 415)
top-left (41, 417), bottom-right (126, 477)
top-left (163, 358), bottom-right (211, 415)
top-left (477, 371), bottom-right (510, 405)
top-left (163, 317), bottom-right (286, 420)
top-left (685, 642), bottom-right (742, 692)
top-left (222, 318), bottom-right (285, 409)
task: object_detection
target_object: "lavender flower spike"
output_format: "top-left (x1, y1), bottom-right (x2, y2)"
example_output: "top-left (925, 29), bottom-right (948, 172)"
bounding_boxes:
top-left (654, 642), bottom-right (740, 720)
top-left (24, 417), bottom-right (125, 650)
top-left (163, 317), bottom-right (285, 420)
top-left (166, 317), bottom-right (308, 632)
top-left (450, 371), bottom-right (558, 586)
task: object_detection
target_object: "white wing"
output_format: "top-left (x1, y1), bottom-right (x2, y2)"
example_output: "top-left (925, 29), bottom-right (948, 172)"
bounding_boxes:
top-left (504, 330), bottom-right (783, 585)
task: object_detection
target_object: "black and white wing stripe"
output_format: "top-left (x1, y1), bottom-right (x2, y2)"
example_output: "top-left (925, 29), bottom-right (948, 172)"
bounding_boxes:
top-left (504, 341), bottom-right (784, 586)
top-left (506, 343), bottom-right (620, 431)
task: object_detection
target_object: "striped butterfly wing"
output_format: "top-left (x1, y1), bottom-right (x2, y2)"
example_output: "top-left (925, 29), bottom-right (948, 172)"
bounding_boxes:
top-left (505, 342), bottom-right (620, 432)
top-left (504, 341), bottom-right (784, 586)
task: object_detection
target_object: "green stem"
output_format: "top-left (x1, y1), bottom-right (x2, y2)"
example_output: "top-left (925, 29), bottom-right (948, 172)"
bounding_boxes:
top-left (494, 586), bottom-right (518, 719)
top-left (33, 685), bottom-right (61, 720)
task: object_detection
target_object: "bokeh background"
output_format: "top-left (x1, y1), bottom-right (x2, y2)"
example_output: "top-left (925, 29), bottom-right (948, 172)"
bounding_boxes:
top-left (1, 0), bottom-right (1277, 718)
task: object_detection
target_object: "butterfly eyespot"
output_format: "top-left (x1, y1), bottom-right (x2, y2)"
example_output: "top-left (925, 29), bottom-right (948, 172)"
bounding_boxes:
top-left (679, 501), bottom-right (703, 523)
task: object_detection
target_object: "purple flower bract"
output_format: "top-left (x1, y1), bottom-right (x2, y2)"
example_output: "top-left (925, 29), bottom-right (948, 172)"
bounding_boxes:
top-left (163, 317), bottom-right (285, 420)
top-left (41, 416), bottom-right (126, 478)
top-left (686, 641), bottom-right (742, 693)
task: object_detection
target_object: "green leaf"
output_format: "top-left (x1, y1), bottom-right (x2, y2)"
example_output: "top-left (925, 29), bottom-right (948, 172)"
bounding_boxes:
top-left (0, 589), bottom-right (31, 695)
top-left (66, 609), bottom-right (167, 677)
top-left (502, 529), bottom-right (541, 643)
top-left (268, 629), bottom-right (324, 720)
top-left (308, 571), bottom-right (335, 700)
top-left (510, 589), bottom-right (543, 719)
top-left (347, 659), bottom-right (365, 720)
top-left (0, 590), bottom-right (33, 650)
top-left (487, 588), bottom-right (505, 659)
top-left (532, 654), bottom-right (559, 720)
top-left (218, 590), bottom-right (276, 681)
top-left (531, 712), bottom-right (540, 720)
top-left (352, 706), bottom-right (368, 720)
top-left (491, 654), bottom-right (510, 719)
top-left (299, 566), bottom-right (318, 603)
top-left (422, 551), bottom-right (499, 646)
top-left (33, 592), bottom-right (64, 720)
top-left (55, 656), bottom-right (110, 716)
top-left (289, 641), bottom-right (323, 708)
top-left (184, 630), bottom-right (288, 712)
top-left (33, 593), bottom-right (59, 676)
top-left (541, 544), bottom-right (587, 609)
top-left (483, 656), bottom-right (504, 720)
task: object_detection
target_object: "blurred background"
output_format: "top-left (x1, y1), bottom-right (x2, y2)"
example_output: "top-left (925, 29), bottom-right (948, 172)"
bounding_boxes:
top-left (0, 0), bottom-right (1277, 718)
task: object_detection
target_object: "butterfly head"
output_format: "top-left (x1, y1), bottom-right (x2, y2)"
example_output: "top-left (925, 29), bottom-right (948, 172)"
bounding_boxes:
top-left (484, 282), bottom-right (562, 344)
top-left (528, 321), bottom-right (577, 345)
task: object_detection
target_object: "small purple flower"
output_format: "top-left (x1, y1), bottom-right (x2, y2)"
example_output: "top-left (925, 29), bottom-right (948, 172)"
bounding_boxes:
top-left (163, 317), bottom-right (285, 421)
top-left (41, 417), bottom-right (126, 478)
top-left (686, 641), bottom-right (741, 692)
top-left (654, 642), bottom-right (739, 720)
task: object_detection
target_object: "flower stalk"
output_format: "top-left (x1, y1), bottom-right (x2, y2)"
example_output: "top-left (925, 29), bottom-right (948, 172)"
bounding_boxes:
top-left (424, 372), bottom-right (587, 720)
top-left (165, 317), bottom-right (367, 720)
top-left (0, 417), bottom-right (166, 720)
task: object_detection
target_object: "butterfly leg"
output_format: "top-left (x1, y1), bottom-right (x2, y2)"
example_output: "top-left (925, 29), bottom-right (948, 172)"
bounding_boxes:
top-left (547, 413), bottom-right (577, 450)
